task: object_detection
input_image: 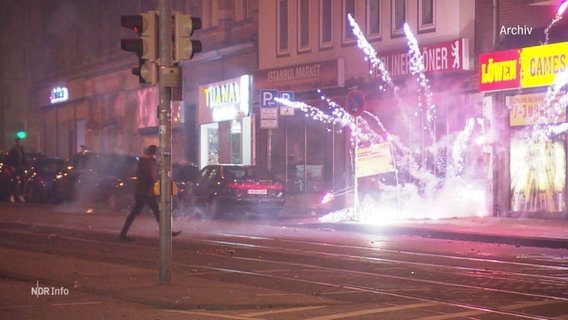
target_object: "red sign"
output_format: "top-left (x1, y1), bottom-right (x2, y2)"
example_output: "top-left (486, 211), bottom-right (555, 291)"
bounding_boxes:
top-left (345, 90), bottom-right (366, 117)
top-left (478, 49), bottom-right (521, 92)
top-left (370, 39), bottom-right (470, 80)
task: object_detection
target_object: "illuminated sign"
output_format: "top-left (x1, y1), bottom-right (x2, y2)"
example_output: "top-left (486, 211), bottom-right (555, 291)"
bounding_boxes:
top-left (506, 92), bottom-right (566, 126)
top-left (201, 75), bottom-right (250, 122)
top-left (479, 41), bottom-right (568, 92)
top-left (371, 39), bottom-right (470, 79)
top-left (49, 86), bottom-right (69, 104)
top-left (479, 49), bottom-right (520, 92)
top-left (356, 143), bottom-right (395, 178)
top-left (520, 42), bottom-right (568, 88)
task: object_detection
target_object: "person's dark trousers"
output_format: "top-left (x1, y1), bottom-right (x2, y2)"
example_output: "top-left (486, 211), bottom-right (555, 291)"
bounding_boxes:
top-left (119, 194), bottom-right (159, 237)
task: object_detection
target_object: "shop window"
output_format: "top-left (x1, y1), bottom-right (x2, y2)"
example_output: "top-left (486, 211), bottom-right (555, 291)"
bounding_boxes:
top-left (510, 130), bottom-right (566, 213)
top-left (279, 111), bottom-right (334, 195)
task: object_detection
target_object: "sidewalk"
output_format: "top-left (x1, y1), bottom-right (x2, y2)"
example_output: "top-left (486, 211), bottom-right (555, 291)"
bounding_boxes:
top-left (309, 215), bottom-right (568, 249)
top-left (1, 247), bottom-right (335, 311)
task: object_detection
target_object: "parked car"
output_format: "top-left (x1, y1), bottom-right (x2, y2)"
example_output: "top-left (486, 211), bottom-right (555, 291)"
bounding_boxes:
top-left (52, 150), bottom-right (138, 206)
top-left (189, 164), bottom-right (285, 219)
top-left (23, 157), bottom-right (65, 203)
top-left (108, 162), bottom-right (200, 213)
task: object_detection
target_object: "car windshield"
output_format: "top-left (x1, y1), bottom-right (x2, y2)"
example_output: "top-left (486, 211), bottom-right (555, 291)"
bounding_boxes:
top-left (225, 166), bottom-right (273, 180)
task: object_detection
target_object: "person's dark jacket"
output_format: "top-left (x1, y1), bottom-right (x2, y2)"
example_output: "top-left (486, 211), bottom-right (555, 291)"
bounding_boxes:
top-left (135, 154), bottom-right (158, 196)
top-left (7, 146), bottom-right (27, 172)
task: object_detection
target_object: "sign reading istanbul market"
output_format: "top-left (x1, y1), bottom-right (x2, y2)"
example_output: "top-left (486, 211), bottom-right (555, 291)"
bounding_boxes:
top-left (199, 75), bottom-right (251, 123)
top-left (479, 41), bottom-right (568, 92)
top-left (253, 59), bottom-right (344, 92)
top-left (370, 39), bottom-right (470, 80)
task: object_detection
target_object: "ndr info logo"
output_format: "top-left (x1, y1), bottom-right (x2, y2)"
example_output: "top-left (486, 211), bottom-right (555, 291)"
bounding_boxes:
top-left (31, 281), bottom-right (70, 298)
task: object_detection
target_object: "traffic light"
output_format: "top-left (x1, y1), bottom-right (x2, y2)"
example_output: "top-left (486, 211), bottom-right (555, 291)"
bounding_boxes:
top-left (120, 11), bottom-right (159, 84)
top-left (172, 12), bottom-right (202, 63)
top-left (16, 131), bottom-right (26, 139)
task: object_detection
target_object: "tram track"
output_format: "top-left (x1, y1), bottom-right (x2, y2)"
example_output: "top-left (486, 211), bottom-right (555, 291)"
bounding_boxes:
top-left (0, 222), bottom-right (567, 319)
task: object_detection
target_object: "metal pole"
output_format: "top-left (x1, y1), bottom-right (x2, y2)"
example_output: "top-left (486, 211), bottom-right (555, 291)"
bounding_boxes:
top-left (267, 129), bottom-right (272, 171)
top-left (158, 0), bottom-right (173, 285)
top-left (353, 117), bottom-right (359, 221)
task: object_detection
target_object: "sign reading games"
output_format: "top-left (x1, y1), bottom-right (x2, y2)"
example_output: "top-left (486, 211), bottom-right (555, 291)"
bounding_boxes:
top-left (479, 42), bottom-right (568, 92)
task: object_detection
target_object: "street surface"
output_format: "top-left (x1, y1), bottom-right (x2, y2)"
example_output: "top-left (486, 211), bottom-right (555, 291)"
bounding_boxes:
top-left (1, 202), bottom-right (568, 319)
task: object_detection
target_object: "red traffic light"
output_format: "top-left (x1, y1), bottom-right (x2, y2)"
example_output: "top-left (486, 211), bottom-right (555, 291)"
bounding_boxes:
top-left (121, 15), bottom-right (144, 36)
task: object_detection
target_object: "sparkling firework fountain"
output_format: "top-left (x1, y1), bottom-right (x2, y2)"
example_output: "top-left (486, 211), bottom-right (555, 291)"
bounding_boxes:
top-left (278, 16), bottom-right (490, 224)
top-left (544, 0), bottom-right (568, 44)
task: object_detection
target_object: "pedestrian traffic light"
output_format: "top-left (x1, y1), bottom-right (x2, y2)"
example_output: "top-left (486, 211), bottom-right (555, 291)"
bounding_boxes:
top-left (172, 12), bottom-right (202, 63)
top-left (121, 11), bottom-right (159, 84)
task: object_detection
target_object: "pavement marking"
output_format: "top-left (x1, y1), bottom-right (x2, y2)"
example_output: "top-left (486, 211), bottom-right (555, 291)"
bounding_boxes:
top-left (256, 292), bottom-right (311, 296)
top-left (303, 302), bottom-right (440, 320)
top-left (415, 300), bottom-right (558, 320)
top-left (167, 310), bottom-right (264, 319)
top-left (50, 301), bottom-right (102, 307)
top-left (0, 304), bottom-right (36, 309)
top-left (319, 290), bottom-right (363, 295)
top-left (240, 305), bottom-right (326, 317)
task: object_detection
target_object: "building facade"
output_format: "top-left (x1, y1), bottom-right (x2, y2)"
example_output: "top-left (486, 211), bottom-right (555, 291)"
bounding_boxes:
top-left (3, 0), bottom-right (568, 219)
top-left (255, 0), bottom-right (484, 212)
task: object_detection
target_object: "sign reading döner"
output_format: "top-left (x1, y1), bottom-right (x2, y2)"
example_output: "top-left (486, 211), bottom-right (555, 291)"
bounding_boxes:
top-left (370, 39), bottom-right (470, 80)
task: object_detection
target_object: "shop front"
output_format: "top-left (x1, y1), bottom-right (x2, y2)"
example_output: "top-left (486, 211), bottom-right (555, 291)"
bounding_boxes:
top-left (479, 42), bottom-right (568, 218)
top-left (252, 59), bottom-right (347, 198)
top-left (197, 75), bottom-right (253, 168)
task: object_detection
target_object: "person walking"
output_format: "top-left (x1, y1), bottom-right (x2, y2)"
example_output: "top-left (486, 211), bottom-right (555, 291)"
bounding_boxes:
top-left (7, 137), bottom-right (27, 203)
top-left (119, 145), bottom-right (180, 241)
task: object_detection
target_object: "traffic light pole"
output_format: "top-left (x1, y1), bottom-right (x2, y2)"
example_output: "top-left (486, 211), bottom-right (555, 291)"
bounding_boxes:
top-left (158, 0), bottom-right (173, 285)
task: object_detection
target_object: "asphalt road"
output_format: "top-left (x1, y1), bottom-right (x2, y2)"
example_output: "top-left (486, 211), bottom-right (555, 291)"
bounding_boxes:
top-left (1, 203), bottom-right (568, 319)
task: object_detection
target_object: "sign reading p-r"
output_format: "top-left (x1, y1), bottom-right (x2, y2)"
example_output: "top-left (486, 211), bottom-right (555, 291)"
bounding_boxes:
top-left (260, 89), bottom-right (278, 108)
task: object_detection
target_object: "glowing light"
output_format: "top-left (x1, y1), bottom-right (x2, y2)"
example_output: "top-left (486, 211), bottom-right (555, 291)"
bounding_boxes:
top-left (544, 0), bottom-right (568, 44)
top-left (320, 192), bottom-right (334, 204)
top-left (558, 0), bottom-right (568, 16)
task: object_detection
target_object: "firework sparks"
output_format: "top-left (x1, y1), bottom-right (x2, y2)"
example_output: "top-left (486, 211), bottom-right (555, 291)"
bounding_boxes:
top-left (544, 0), bottom-right (568, 44)
top-left (347, 13), bottom-right (393, 88)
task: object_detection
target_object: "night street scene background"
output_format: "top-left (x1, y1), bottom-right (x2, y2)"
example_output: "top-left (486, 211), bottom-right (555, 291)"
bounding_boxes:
top-left (1, 0), bottom-right (568, 319)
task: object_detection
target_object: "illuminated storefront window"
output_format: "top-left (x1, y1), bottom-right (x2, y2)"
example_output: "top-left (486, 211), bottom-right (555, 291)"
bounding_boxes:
top-left (198, 75), bottom-right (252, 168)
top-left (507, 93), bottom-right (566, 213)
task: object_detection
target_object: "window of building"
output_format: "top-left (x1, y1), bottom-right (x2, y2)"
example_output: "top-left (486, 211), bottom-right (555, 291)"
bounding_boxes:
top-left (418, 0), bottom-right (435, 32)
top-left (298, 0), bottom-right (311, 52)
top-left (200, 0), bottom-right (219, 29)
top-left (319, 0), bottom-right (333, 49)
top-left (391, 0), bottom-right (406, 37)
top-left (235, 0), bottom-right (256, 21)
top-left (342, 0), bottom-right (356, 44)
top-left (277, 0), bottom-right (290, 55)
top-left (367, 0), bottom-right (381, 40)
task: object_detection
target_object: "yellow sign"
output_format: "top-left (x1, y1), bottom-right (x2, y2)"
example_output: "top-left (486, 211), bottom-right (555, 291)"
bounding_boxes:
top-left (356, 143), bottom-right (395, 178)
top-left (507, 92), bottom-right (566, 126)
top-left (520, 42), bottom-right (568, 88)
top-left (153, 181), bottom-right (178, 196)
